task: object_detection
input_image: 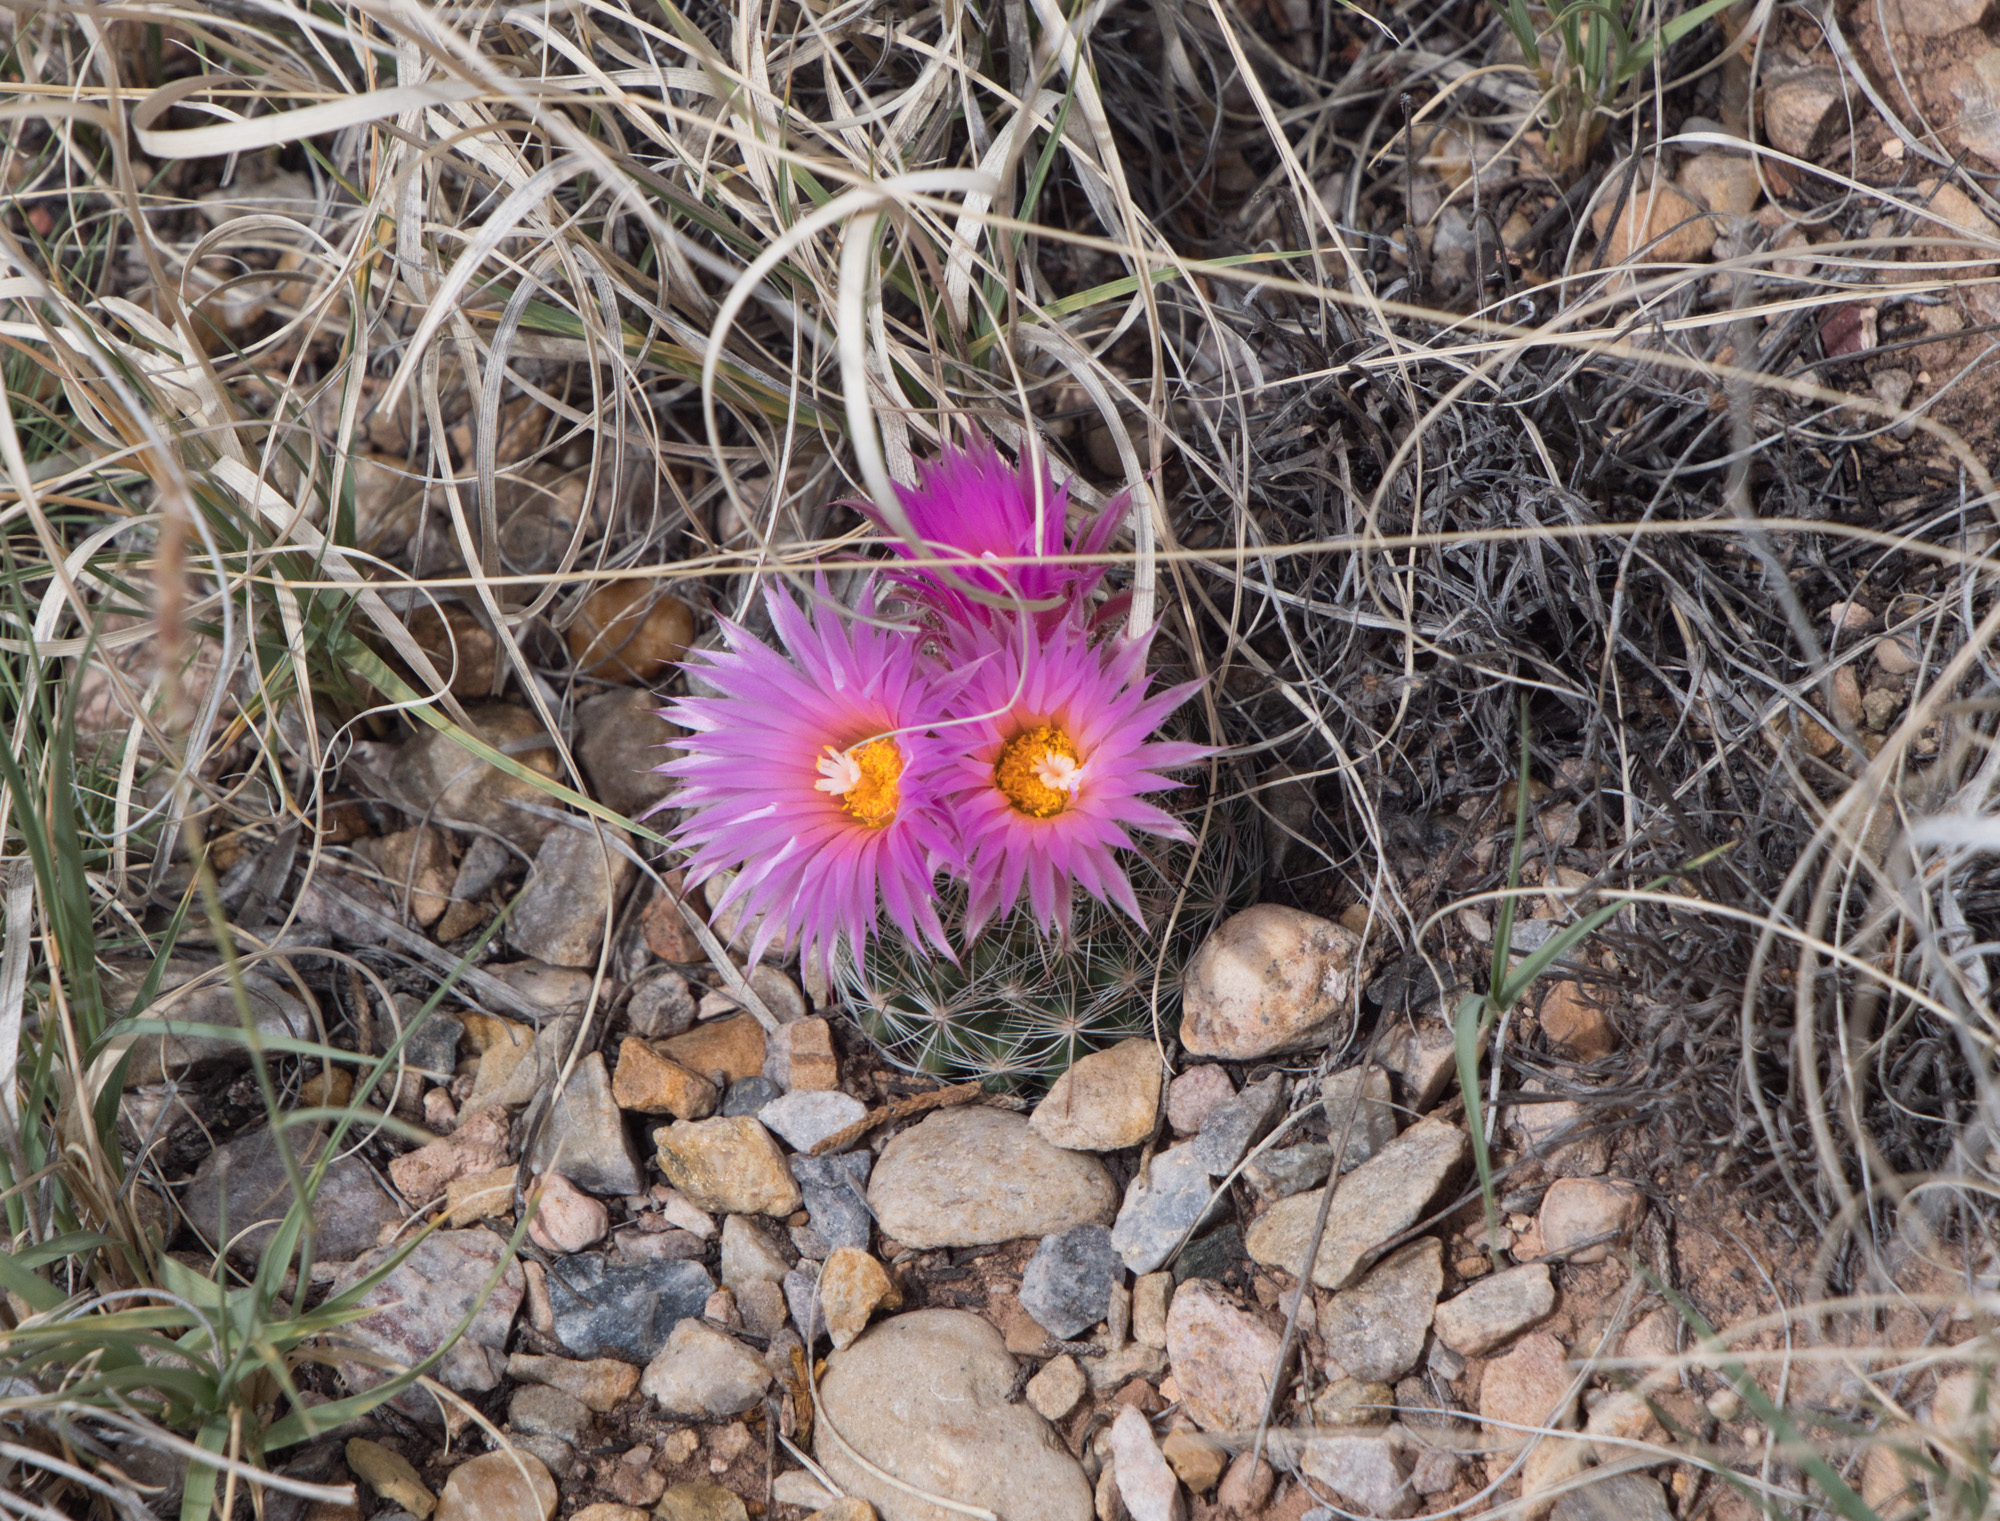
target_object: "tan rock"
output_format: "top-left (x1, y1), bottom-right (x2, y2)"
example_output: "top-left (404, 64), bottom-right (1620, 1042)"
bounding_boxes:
top-left (654, 1116), bottom-right (802, 1216)
top-left (1179, 905), bottom-right (1365, 1059)
top-left (442, 1164), bottom-right (516, 1226)
top-left (1538, 982), bottom-right (1614, 1061)
top-left (766, 1017), bottom-right (838, 1091)
top-left (660, 1014), bottom-right (768, 1085)
top-left (1165, 1279), bottom-right (1282, 1432)
top-left (433, 1449), bottom-right (556, 1521)
top-left (1477, 1332), bottom-right (1577, 1476)
top-left (818, 1247), bottom-right (902, 1350)
top-left (611, 1037), bottom-right (718, 1119)
top-left (364, 827), bottom-right (454, 926)
top-left (1880, 0), bottom-right (1987, 36)
top-left (345, 1438), bottom-right (435, 1519)
top-left (1160, 1429), bottom-right (1227, 1492)
top-left (1762, 66), bottom-right (1845, 158)
top-left (1538, 1178), bottom-right (1645, 1264)
top-left (1591, 176), bottom-right (1716, 263)
top-left (1026, 1353), bottom-right (1087, 1420)
top-left (526, 1171), bottom-right (608, 1253)
top-left (1031, 1038), bottom-right (1164, 1151)
top-left (1132, 1272), bottom-right (1173, 1349)
top-left (390, 705), bottom-right (560, 853)
top-left (573, 1507), bottom-right (648, 1521)
top-left (867, 1106), bottom-right (1118, 1250)
top-left (806, 1500), bottom-right (877, 1521)
top-left (505, 1352), bottom-right (640, 1412)
top-left (1676, 152), bottom-right (1759, 218)
top-left (640, 875), bottom-right (705, 962)
top-left (566, 584), bottom-right (696, 683)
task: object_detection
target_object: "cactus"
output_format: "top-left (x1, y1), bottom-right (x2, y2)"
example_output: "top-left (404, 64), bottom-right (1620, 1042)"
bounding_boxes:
top-left (833, 792), bottom-right (1261, 1090)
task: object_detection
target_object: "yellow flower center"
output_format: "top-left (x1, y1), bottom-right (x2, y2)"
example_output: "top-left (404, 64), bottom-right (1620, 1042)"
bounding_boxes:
top-left (814, 737), bottom-right (903, 828)
top-left (994, 723), bottom-right (1085, 818)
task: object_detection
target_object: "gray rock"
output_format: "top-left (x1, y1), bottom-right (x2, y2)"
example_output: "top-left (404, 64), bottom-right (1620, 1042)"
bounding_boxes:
top-left (1376, 1015), bottom-right (1462, 1114)
top-left (390, 703), bottom-right (560, 852)
top-left (1298, 1435), bottom-right (1415, 1519)
top-left (868, 1107), bottom-right (1116, 1250)
top-left (509, 1434), bottom-right (574, 1483)
top-left (116, 962), bottom-right (310, 1086)
top-left (627, 968), bottom-right (697, 1040)
top-left (722, 1075), bottom-right (784, 1116)
top-left (784, 1260), bottom-right (824, 1342)
top-left (759, 1090), bottom-right (867, 1153)
top-left (640, 1318), bottom-right (771, 1417)
top-left (463, 1014), bottom-right (580, 1114)
top-left (1549, 1472), bottom-right (1674, 1521)
top-left (1110, 1406), bottom-right (1185, 1521)
top-left (815, 1310), bottom-right (1092, 1521)
top-left (1432, 1263), bottom-right (1555, 1357)
top-left (1320, 1066), bottom-right (1398, 1172)
top-left (331, 1229), bottom-right (523, 1415)
top-left (507, 823), bottom-right (636, 968)
top-left (1244, 1118), bottom-right (1468, 1290)
top-left (1020, 1224), bottom-right (1121, 1340)
top-left (791, 1151), bottom-right (874, 1251)
top-left (527, 1051), bottom-right (642, 1196)
top-left (543, 1251), bottom-right (714, 1362)
top-left (1320, 1238), bottom-right (1443, 1383)
top-left (577, 686), bottom-right (680, 819)
top-left (790, 1224), bottom-right (831, 1260)
top-left (484, 960), bottom-right (593, 1014)
top-left (380, 1006), bottom-right (461, 1078)
top-left (1242, 1143), bottom-right (1333, 1202)
top-left (1112, 1142), bottom-right (1221, 1275)
top-left (1178, 905), bottom-right (1365, 1060)
top-left (508, 1384), bottom-right (590, 1444)
top-left (1192, 1073), bottom-right (1287, 1176)
top-left (182, 1124), bottom-right (401, 1265)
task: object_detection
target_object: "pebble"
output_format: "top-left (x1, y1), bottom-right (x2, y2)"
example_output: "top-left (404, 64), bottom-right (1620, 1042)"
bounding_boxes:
top-left (1477, 1332), bottom-right (1576, 1474)
top-left (785, 1260), bottom-right (826, 1341)
top-left (118, 962), bottom-right (309, 1085)
top-left (507, 824), bottom-right (636, 967)
top-left (1297, 1435), bottom-right (1415, 1519)
top-left (719, 1213), bottom-right (796, 1288)
top-left (814, 1309), bottom-right (1093, 1521)
top-left (1320, 1237), bottom-right (1443, 1383)
top-left (433, 1450), bottom-right (556, 1521)
top-left (332, 1230), bottom-right (522, 1407)
top-left (439, 1162), bottom-right (515, 1227)
top-left (722, 1075), bottom-right (784, 1116)
top-left (1243, 1117), bottom-right (1468, 1289)
top-left (182, 1124), bottom-right (400, 1265)
top-left (1110, 1406), bottom-right (1185, 1521)
top-left (576, 1508), bottom-right (649, 1521)
top-left (466, 1014), bottom-right (580, 1114)
top-left (543, 1252), bottom-right (714, 1362)
top-left (1216, 1453), bottom-right (1273, 1515)
top-left (659, 1013), bottom-right (768, 1085)
top-left (793, 1151), bottom-right (875, 1251)
top-left (1030, 1038), bottom-right (1164, 1151)
top-left (612, 1038), bottom-right (719, 1119)
top-left (654, 1482), bottom-right (749, 1521)
top-left (513, 1434), bottom-right (576, 1482)
top-left (1178, 905), bottom-right (1364, 1059)
top-left (1242, 1143), bottom-right (1333, 1201)
top-left (641, 1319), bottom-right (772, 1417)
top-left (1027, 1353), bottom-right (1088, 1419)
top-left (626, 968), bottom-right (697, 1040)
top-left (771, 1473), bottom-right (838, 1510)
top-left (807, 1501), bottom-right (877, 1521)
top-left (1432, 1262), bottom-right (1555, 1356)
top-left (483, 960), bottom-right (593, 1015)
top-left (1164, 1279), bottom-right (1282, 1432)
top-left (1881, 0), bottom-right (1988, 31)
top-left (1375, 1015), bottom-right (1460, 1113)
top-left (765, 1017), bottom-right (839, 1090)
top-left (1165, 1065), bottom-right (1235, 1136)
top-left (1509, 1085), bottom-right (1609, 1178)
top-left (528, 1052), bottom-right (643, 1196)
top-left (504, 1352), bottom-right (639, 1412)
top-left (390, 704), bottom-right (559, 852)
top-left (1131, 1272), bottom-right (1172, 1349)
top-left (566, 585), bottom-right (695, 682)
top-left (1319, 1066), bottom-right (1398, 1171)
top-left (1537, 982), bottom-right (1615, 1061)
top-left (344, 1438), bottom-right (435, 1519)
top-left (1589, 175), bottom-right (1716, 263)
top-left (1111, 1142), bottom-right (1220, 1275)
top-left (1538, 1178), bottom-right (1644, 1264)
top-left (1087, 1341), bottom-right (1169, 1394)
top-left (526, 1172), bottom-right (608, 1254)
top-left (1159, 1430), bottom-right (1225, 1493)
top-left (760, 1090), bottom-right (868, 1152)
top-left (575, 686), bottom-right (679, 818)
top-left (1310, 1374), bottom-right (1392, 1427)
top-left (509, 1384), bottom-right (591, 1444)
top-left (639, 878), bottom-right (705, 963)
top-left (1549, 1472), bottom-right (1675, 1521)
top-left (654, 1116), bottom-right (803, 1216)
top-left (1020, 1224), bottom-right (1122, 1340)
top-left (1762, 66), bottom-right (1844, 157)
top-left (818, 1246), bottom-right (902, 1349)
top-left (1192, 1073), bottom-right (1287, 1176)
top-left (867, 1107), bottom-right (1116, 1250)
top-left (1675, 152), bottom-right (1759, 220)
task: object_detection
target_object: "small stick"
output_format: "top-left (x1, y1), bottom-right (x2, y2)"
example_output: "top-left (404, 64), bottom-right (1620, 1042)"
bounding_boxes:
top-left (808, 1080), bottom-right (986, 1155)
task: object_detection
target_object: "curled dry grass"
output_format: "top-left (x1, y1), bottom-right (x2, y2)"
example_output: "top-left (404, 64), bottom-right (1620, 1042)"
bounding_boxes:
top-left (3, 0), bottom-right (2000, 1513)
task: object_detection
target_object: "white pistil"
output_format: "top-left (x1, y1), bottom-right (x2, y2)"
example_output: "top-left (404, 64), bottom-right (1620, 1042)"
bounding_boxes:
top-left (1034, 751), bottom-right (1084, 796)
top-left (814, 747), bottom-right (861, 796)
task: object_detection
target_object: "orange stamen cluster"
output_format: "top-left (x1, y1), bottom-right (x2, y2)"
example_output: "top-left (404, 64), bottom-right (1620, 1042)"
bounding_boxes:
top-left (994, 723), bottom-right (1083, 818)
top-left (820, 737), bottom-right (904, 828)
